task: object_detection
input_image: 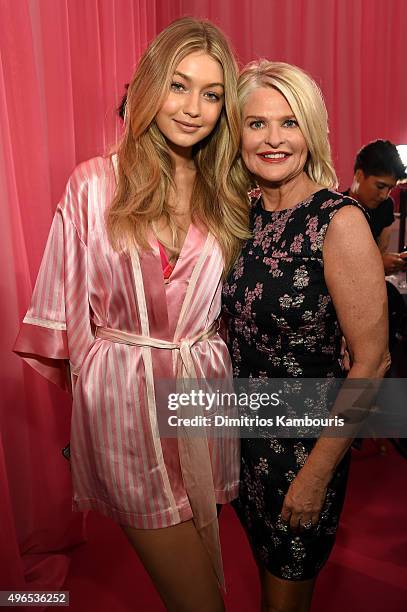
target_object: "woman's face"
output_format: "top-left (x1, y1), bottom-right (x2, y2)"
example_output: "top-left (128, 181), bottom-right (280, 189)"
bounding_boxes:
top-left (155, 52), bottom-right (225, 152)
top-left (241, 87), bottom-right (308, 185)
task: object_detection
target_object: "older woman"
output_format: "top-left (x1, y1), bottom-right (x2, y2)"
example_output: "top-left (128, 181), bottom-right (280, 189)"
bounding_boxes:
top-left (222, 61), bottom-right (390, 612)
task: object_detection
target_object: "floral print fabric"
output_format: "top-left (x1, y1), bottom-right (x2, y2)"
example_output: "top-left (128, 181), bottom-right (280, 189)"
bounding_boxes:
top-left (222, 189), bottom-right (365, 579)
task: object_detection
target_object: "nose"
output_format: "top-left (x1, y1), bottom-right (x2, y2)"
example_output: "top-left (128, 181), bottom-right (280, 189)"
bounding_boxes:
top-left (183, 91), bottom-right (201, 118)
top-left (264, 123), bottom-right (285, 148)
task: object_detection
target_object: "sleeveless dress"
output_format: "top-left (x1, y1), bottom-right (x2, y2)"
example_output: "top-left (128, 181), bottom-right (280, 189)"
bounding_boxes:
top-left (222, 188), bottom-right (364, 580)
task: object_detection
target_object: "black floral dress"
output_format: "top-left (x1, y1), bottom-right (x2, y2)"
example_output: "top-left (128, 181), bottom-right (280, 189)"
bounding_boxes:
top-left (222, 189), bottom-right (364, 580)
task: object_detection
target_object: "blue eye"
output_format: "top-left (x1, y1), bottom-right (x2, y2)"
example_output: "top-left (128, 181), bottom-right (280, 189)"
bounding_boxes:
top-left (170, 82), bottom-right (186, 92)
top-left (283, 118), bottom-right (298, 127)
top-left (249, 120), bottom-right (264, 129)
top-left (204, 92), bottom-right (221, 102)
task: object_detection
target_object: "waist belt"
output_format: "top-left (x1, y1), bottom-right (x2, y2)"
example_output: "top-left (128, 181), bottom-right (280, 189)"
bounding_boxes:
top-left (94, 319), bottom-right (225, 588)
top-left (95, 320), bottom-right (218, 378)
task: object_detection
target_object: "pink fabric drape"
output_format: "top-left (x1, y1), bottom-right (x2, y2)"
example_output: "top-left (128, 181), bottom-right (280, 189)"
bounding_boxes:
top-left (1, 0), bottom-right (406, 592)
top-left (0, 0), bottom-right (156, 591)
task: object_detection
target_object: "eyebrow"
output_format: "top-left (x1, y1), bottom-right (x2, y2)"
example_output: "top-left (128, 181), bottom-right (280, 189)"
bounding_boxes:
top-left (244, 114), bottom-right (296, 120)
top-left (174, 71), bottom-right (224, 89)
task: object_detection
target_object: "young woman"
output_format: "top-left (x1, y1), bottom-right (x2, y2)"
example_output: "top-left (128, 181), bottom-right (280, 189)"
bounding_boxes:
top-left (14, 18), bottom-right (249, 612)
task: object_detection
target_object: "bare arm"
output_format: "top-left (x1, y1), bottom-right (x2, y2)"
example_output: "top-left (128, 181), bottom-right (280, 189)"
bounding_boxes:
top-left (324, 206), bottom-right (389, 378)
top-left (281, 205), bottom-right (390, 529)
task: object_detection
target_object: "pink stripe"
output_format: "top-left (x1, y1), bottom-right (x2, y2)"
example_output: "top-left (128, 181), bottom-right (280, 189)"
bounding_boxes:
top-left (16, 157), bottom-right (239, 536)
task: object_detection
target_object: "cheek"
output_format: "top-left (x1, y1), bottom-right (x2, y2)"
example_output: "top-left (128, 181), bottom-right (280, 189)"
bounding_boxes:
top-left (203, 104), bottom-right (222, 129)
top-left (241, 150), bottom-right (250, 169)
top-left (242, 131), bottom-right (259, 158)
top-left (298, 138), bottom-right (308, 158)
top-left (241, 147), bottom-right (256, 173)
top-left (157, 96), bottom-right (179, 117)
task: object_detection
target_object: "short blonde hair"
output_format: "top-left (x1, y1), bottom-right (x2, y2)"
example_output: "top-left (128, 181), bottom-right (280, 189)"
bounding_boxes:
top-left (238, 60), bottom-right (338, 189)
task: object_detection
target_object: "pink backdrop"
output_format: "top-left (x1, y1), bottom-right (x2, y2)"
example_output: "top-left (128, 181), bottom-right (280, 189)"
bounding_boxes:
top-left (1, 0), bottom-right (407, 590)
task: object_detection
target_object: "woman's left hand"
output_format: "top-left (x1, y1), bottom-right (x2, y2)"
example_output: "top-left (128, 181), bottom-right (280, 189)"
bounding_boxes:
top-left (280, 468), bottom-right (329, 532)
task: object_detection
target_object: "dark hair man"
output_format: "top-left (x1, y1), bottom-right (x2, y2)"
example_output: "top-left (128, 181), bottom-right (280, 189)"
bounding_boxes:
top-left (347, 139), bottom-right (407, 275)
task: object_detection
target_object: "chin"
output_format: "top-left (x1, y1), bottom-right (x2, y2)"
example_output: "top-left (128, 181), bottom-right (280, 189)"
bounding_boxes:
top-left (259, 172), bottom-right (290, 184)
top-left (170, 133), bottom-right (204, 148)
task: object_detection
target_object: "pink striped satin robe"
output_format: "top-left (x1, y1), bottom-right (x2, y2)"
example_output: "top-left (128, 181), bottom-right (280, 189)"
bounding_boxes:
top-left (14, 157), bottom-right (239, 579)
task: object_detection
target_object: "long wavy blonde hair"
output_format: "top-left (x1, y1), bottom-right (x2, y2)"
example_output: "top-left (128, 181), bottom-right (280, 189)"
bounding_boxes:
top-left (107, 17), bottom-right (250, 273)
top-left (237, 60), bottom-right (338, 189)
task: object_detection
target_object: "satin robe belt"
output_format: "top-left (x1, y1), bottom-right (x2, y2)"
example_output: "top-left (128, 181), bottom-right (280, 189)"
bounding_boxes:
top-left (94, 320), bottom-right (225, 589)
top-left (95, 321), bottom-right (218, 377)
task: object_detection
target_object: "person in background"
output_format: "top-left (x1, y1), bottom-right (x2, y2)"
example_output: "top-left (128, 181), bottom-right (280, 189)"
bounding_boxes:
top-left (348, 141), bottom-right (407, 460)
top-left (348, 140), bottom-right (407, 351)
top-left (347, 139), bottom-right (407, 274)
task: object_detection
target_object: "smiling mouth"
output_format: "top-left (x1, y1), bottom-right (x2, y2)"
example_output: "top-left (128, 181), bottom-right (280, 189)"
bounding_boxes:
top-left (173, 119), bottom-right (201, 130)
top-left (257, 152), bottom-right (291, 162)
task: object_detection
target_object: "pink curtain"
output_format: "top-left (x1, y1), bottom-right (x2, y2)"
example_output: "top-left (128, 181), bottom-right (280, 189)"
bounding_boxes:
top-left (1, 0), bottom-right (406, 591)
top-left (0, 0), bottom-right (156, 590)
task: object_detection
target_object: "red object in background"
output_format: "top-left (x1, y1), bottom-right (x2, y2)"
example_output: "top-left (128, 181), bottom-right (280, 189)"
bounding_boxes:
top-left (391, 184), bottom-right (407, 214)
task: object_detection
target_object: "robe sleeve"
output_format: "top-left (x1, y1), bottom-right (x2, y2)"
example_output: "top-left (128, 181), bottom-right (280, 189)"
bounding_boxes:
top-left (14, 165), bottom-right (94, 391)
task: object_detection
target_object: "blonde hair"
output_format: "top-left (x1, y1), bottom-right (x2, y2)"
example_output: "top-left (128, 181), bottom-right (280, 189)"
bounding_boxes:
top-left (238, 60), bottom-right (338, 189)
top-left (107, 17), bottom-right (249, 273)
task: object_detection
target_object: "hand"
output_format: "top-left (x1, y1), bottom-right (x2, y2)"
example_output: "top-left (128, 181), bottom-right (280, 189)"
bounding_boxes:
top-left (340, 336), bottom-right (351, 372)
top-left (383, 252), bottom-right (407, 275)
top-left (280, 468), bottom-right (328, 532)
